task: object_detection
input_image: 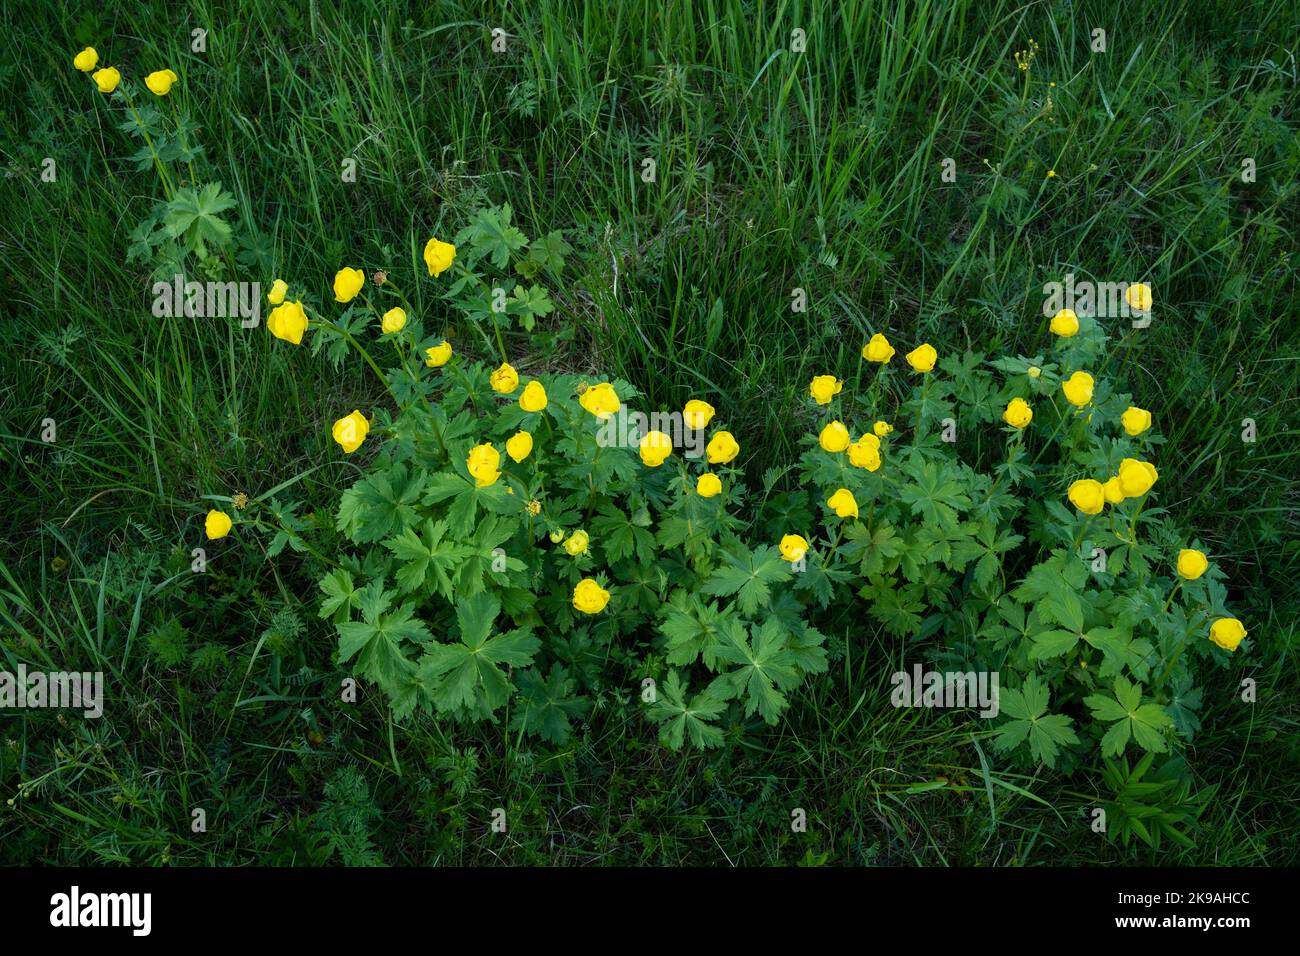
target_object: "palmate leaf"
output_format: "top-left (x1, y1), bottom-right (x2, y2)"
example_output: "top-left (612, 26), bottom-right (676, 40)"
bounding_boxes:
top-left (647, 670), bottom-right (726, 750)
top-left (658, 591), bottom-right (746, 669)
top-left (335, 581), bottom-right (431, 716)
top-left (417, 592), bottom-right (539, 716)
top-left (898, 459), bottom-right (971, 529)
top-left (1085, 676), bottom-right (1174, 757)
top-left (336, 462), bottom-right (425, 544)
top-left (590, 502), bottom-right (656, 564)
top-left (382, 518), bottom-right (474, 599)
top-left (707, 619), bottom-right (801, 724)
top-left (509, 664), bottom-right (590, 744)
top-left (992, 675), bottom-right (1079, 768)
top-left (454, 204), bottom-right (528, 268)
top-left (318, 568), bottom-right (361, 623)
top-left (701, 542), bottom-right (791, 616)
top-left (162, 181), bottom-right (236, 256)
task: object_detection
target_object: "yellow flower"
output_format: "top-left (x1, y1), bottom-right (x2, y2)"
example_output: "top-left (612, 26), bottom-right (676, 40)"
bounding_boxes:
top-left (489, 362), bottom-right (520, 393)
top-left (1117, 458), bottom-right (1158, 497)
top-left (424, 341), bottom-right (452, 367)
top-left (862, 333), bottom-right (895, 363)
top-left (466, 442), bottom-right (502, 486)
top-left (905, 343), bottom-right (937, 372)
top-left (1125, 283), bottom-right (1153, 313)
top-left (706, 430), bottom-right (739, 465)
top-left (827, 488), bottom-right (859, 519)
top-left (873, 420), bottom-right (893, 437)
top-left (74, 48), bottom-right (99, 72)
top-left (779, 534), bottom-right (809, 563)
top-left (847, 440), bottom-right (882, 471)
top-left (809, 375), bottom-right (843, 405)
top-left (1027, 366), bottom-right (1042, 378)
top-left (144, 69), bottom-right (178, 96)
top-left (423, 238), bottom-right (457, 277)
top-left (1067, 478), bottom-right (1105, 515)
top-left (1061, 371), bottom-right (1094, 407)
top-left (1050, 308), bottom-right (1079, 337)
top-left (1003, 397), bottom-right (1033, 429)
top-left (332, 409), bottom-right (369, 454)
top-left (1102, 477), bottom-right (1126, 505)
top-left (572, 578), bottom-right (611, 614)
top-left (563, 530), bottom-right (589, 556)
top-left (333, 267), bottom-right (365, 303)
top-left (92, 67), bottom-right (120, 93)
top-left (267, 300), bottom-right (308, 345)
top-left (204, 509), bottom-right (232, 540)
top-left (819, 420), bottom-right (851, 453)
top-left (696, 473), bottom-right (722, 498)
top-left (548, 529), bottom-right (565, 544)
top-left (519, 381), bottom-right (548, 412)
top-left (579, 382), bottom-right (620, 418)
top-left (266, 279), bottom-right (288, 305)
top-left (683, 399), bottom-right (715, 430)
top-left (380, 307), bottom-right (406, 334)
top-left (527, 498), bottom-right (542, 516)
top-left (639, 430), bottom-right (672, 467)
top-left (1208, 617), bottom-right (1246, 652)
top-left (1176, 549), bottom-right (1208, 581)
top-left (1121, 406), bottom-right (1152, 437)
top-left (506, 431), bottom-right (534, 463)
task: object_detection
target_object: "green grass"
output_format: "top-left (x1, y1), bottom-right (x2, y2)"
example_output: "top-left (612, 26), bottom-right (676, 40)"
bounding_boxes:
top-left (1, 0), bottom-right (1297, 864)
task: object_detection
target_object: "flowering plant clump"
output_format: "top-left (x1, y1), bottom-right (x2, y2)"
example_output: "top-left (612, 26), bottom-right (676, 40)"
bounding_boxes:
top-left (68, 49), bottom-right (1250, 785)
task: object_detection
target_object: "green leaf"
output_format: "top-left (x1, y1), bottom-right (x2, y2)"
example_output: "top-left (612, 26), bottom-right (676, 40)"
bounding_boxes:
top-left (647, 670), bottom-right (726, 750)
top-left (336, 462), bottom-right (425, 544)
top-left (708, 619), bottom-right (801, 724)
top-left (992, 675), bottom-right (1079, 768)
top-left (701, 543), bottom-right (791, 616)
top-left (1085, 677), bottom-right (1173, 757)
top-left (383, 518), bottom-right (474, 599)
top-left (162, 182), bottom-right (237, 257)
top-left (417, 592), bottom-right (540, 715)
top-left (509, 664), bottom-right (590, 744)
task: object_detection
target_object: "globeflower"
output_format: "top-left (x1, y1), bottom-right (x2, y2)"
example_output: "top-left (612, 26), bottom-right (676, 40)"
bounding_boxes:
top-left (380, 307), bottom-right (406, 334)
top-left (1117, 458), bottom-right (1158, 497)
top-left (1176, 549), bottom-right (1208, 580)
top-left (572, 578), bottom-right (610, 614)
top-left (424, 341), bottom-right (452, 367)
top-left (1050, 308), bottom-right (1079, 337)
top-left (92, 67), bottom-right (120, 93)
top-left (809, 375), bottom-right (843, 405)
top-left (779, 534), bottom-right (809, 563)
top-left (266, 279), bottom-right (288, 305)
top-left (466, 443), bottom-right (502, 486)
top-left (267, 300), bottom-right (308, 345)
top-left (423, 237), bottom-right (456, 277)
top-left (1208, 617), bottom-right (1246, 652)
top-left (1061, 371), bottom-right (1094, 407)
top-left (490, 362), bottom-right (520, 393)
top-left (506, 431), bottom-right (534, 463)
top-left (519, 381), bottom-right (548, 412)
top-left (862, 333), bottom-right (895, 363)
top-left (639, 430), bottom-right (672, 467)
top-left (905, 343), bottom-right (937, 372)
top-left (332, 409), bottom-right (369, 454)
top-left (1067, 478), bottom-right (1105, 515)
top-left (819, 421), bottom-right (850, 453)
top-left (1121, 406), bottom-right (1152, 437)
top-left (73, 47), bottom-right (98, 72)
top-left (1102, 477), bottom-right (1126, 505)
top-left (145, 69), bottom-right (178, 96)
top-left (579, 382), bottom-right (620, 418)
top-left (1125, 283), bottom-right (1153, 313)
top-left (683, 399), bottom-right (715, 430)
top-left (333, 267), bottom-right (365, 303)
top-left (696, 473), bottom-right (722, 497)
top-left (848, 440), bottom-right (882, 471)
top-left (204, 509), bottom-right (232, 540)
top-left (1003, 397), bottom-right (1033, 429)
top-left (827, 488), bottom-right (859, 519)
top-left (873, 420), bottom-right (893, 437)
top-left (563, 530), bottom-right (589, 556)
top-left (706, 430), bottom-right (739, 465)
